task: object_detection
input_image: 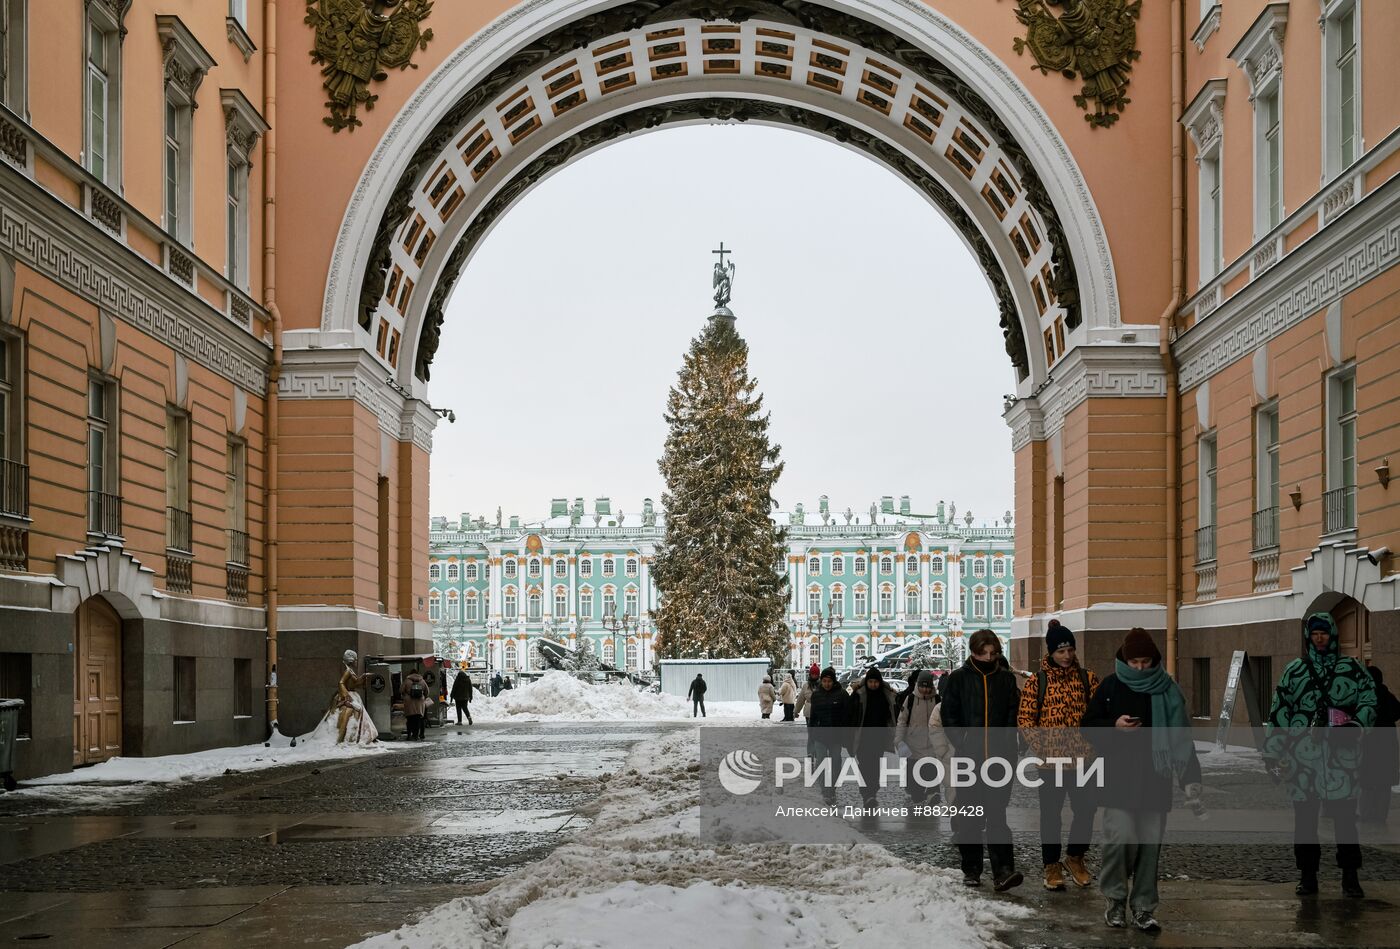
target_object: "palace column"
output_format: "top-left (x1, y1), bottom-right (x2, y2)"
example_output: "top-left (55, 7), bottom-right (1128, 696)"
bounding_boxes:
top-left (895, 550), bottom-right (906, 630)
top-left (948, 540), bottom-right (963, 626)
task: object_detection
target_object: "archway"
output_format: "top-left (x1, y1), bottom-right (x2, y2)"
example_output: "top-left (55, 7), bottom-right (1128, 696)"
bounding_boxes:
top-left (73, 596), bottom-right (123, 766)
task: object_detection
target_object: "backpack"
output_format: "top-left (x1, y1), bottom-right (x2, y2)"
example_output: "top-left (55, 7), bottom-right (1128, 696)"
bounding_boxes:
top-left (410, 682), bottom-right (427, 699)
top-left (1034, 668), bottom-right (1091, 725)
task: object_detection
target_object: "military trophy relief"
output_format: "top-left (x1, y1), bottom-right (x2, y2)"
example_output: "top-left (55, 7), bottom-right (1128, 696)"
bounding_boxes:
top-left (305, 0), bottom-right (436, 132)
top-left (1006, 0), bottom-right (1142, 129)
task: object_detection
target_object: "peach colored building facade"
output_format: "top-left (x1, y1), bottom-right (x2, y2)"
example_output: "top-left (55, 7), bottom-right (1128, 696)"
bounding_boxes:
top-left (0, 0), bottom-right (1396, 776)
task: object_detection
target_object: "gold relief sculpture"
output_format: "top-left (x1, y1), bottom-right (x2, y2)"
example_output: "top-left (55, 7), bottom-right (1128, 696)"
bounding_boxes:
top-left (1008, 0), bottom-right (1142, 129)
top-left (305, 0), bottom-right (435, 132)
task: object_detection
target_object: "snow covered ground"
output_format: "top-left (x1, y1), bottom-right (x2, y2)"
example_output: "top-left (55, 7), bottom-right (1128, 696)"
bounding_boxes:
top-left (353, 726), bottom-right (1026, 949)
top-left (472, 670), bottom-right (758, 722)
top-left (9, 727), bottom-right (399, 811)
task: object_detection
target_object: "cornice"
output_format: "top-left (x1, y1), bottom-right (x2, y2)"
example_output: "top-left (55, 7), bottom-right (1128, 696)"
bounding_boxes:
top-left (279, 346), bottom-right (437, 450)
top-left (1181, 78), bottom-right (1227, 158)
top-left (1191, 5), bottom-right (1221, 53)
top-left (1229, 3), bottom-right (1288, 98)
top-left (1008, 342), bottom-right (1166, 445)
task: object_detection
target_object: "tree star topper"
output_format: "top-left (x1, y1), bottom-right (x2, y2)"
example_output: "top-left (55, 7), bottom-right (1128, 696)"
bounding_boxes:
top-left (305, 0), bottom-right (435, 132)
top-left (1009, 0), bottom-right (1141, 129)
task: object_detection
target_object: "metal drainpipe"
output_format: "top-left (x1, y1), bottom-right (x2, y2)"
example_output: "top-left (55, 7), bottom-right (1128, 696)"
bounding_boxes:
top-left (262, 0), bottom-right (282, 731)
top-left (1161, 0), bottom-right (1185, 677)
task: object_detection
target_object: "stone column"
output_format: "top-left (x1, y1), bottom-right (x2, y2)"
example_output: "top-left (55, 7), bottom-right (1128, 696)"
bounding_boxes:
top-left (948, 540), bottom-right (963, 625)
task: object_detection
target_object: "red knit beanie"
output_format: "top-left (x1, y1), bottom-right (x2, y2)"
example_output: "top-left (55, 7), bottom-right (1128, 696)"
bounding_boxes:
top-left (1121, 628), bottom-right (1161, 664)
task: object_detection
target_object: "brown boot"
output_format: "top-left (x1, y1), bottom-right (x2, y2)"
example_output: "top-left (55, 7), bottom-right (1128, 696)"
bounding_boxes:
top-left (1063, 854), bottom-right (1093, 888)
top-left (1043, 863), bottom-right (1067, 891)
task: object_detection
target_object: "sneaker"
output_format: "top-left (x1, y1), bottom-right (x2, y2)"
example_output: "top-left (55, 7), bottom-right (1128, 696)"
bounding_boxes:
top-left (1132, 910), bottom-right (1162, 933)
top-left (1104, 900), bottom-right (1126, 928)
top-left (1063, 854), bottom-right (1093, 888)
top-left (963, 873), bottom-right (982, 887)
top-left (1342, 869), bottom-right (1365, 899)
top-left (1043, 863), bottom-right (1067, 891)
top-left (993, 871), bottom-right (1024, 892)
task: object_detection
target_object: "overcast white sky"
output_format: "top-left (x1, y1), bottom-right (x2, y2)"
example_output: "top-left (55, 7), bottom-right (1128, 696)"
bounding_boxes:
top-left (428, 123), bottom-right (1017, 527)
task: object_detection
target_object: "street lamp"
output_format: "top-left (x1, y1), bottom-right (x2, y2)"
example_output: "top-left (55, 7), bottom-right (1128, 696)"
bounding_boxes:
top-left (485, 617), bottom-right (500, 682)
top-left (810, 601), bottom-right (843, 669)
top-left (601, 604), bottom-right (637, 673)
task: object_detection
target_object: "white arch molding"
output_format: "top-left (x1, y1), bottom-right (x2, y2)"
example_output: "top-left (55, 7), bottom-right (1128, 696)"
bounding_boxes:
top-left (310, 0), bottom-right (1121, 399)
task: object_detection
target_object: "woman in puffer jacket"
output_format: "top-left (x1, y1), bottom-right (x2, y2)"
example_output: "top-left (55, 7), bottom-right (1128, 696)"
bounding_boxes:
top-left (758, 676), bottom-right (776, 719)
top-left (894, 670), bottom-right (950, 803)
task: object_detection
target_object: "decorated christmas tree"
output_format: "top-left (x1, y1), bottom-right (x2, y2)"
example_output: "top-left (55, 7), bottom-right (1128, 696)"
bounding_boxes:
top-left (652, 248), bottom-right (790, 662)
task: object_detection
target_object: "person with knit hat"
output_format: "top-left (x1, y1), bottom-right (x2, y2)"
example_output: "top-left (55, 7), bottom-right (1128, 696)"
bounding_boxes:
top-left (894, 670), bottom-right (950, 804)
top-left (803, 666), bottom-right (849, 803)
top-left (1082, 627), bottom-right (1202, 933)
top-left (757, 675), bottom-right (776, 720)
top-left (1018, 619), bottom-right (1101, 891)
top-left (847, 665), bottom-right (899, 807)
top-left (1263, 611), bottom-right (1377, 898)
top-left (941, 629), bottom-right (1023, 892)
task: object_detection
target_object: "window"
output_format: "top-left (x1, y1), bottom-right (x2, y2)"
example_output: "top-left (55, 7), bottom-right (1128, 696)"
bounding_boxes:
top-left (624, 588), bottom-right (638, 616)
top-left (164, 407), bottom-right (190, 552)
top-left (163, 93), bottom-right (191, 241)
top-left (1254, 403), bottom-right (1280, 548)
top-left (905, 554), bottom-right (918, 574)
top-left (580, 589), bottom-right (593, 617)
top-left (1325, 3), bottom-right (1360, 177)
top-left (428, 592), bottom-right (440, 621)
top-left (905, 587), bottom-right (919, 615)
top-left (992, 589), bottom-right (1007, 619)
top-left (226, 158), bottom-right (249, 287)
top-left (174, 655), bottom-right (196, 722)
top-left (528, 641), bottom-right (542, 672)
top-left (0, 0), bottom-right (27, 113)
top-left (1198, 433), bottom-right (1217, 561)
top-left (0, 336), bottom-right (22, 521)
top-left (829, 587), bottom-right (844, 616)
top-left (930, 555), bottom-right (944, 573)
top-left (879, 587), bottom-right (893, 618)
top-left (429, 562), bottom-right (441, 581)
top-left (504, 559), bottom-right (517, 579)
top-left (879, 556), bottom-right (892, 574)
top-left (1200, 149), bottom-right (1223, 280)
top-left (831, 554), bottom-right (844, 575)
top-left (854, 556), bottom-right (866, 576)
top-left (580, 557), bottom-right (592, 577)
top-left (808, 556), bottom-right (821, 575)
top-left (973, 558), bottom-right (986, 578)
top-left (233, 657), bottom-right (252, 717)
top-left (463, 561), bottom-right (477, 581)
top-left (602, 590), bottom-right (615, 616)
top-left (528, 557), bottom-right (541, 578)
top-left (602, 558), bottom-right (616, 578)
top-left (442, 593), bottom-right (457, 622)
top-left (0, 651), bottom-right (31, 738)
top-left (156, 16), bottom-right (212, 244)
top-left (808, 589), bottom-right (822, 615)
top-left (85, 11), bottom-right (119, 185)
top-left (527, 592), bottom-right (541, 620)
top-left (626, 641), bottom-right (638, 670)
top-left (465, 596), bottom-right (479, 622)
top-left (504, 641), bottom-right (517, 670)
top-left (992, 558), bottom-right (1005, 577)
top-left (853, 587), bottom-right (867, 617)
top-left (554, 558), bottom-right (567, 577)
top-left (602, 641), bottom-right (615, 665)
top-left (1326, 368), bottom-right (1357, 532)
top-left (625, 557), bottom-right (638, 577)
top-left (503, 590), bottom-right (517, 620)
top-left (930, 587), bottom-right (945, 615)
top-left (87, 377), bottom-right (118, 535)
top-left (1192, 657), bottom-right (1211, 718)
top-left (555, 589), bottom-right (567, 616)
top-left (973, 588), bottom-right (987, 617)
top-left (808, 640), bottom-right (822, 667)
top-left (446, 562), bottom-right (459, 581)
top-left (1258, 89), bottom-right (1283, 234)
top-left (961, 558), bottom-right (970, 577)
top-left (228, 0), bottom-right (248, 27)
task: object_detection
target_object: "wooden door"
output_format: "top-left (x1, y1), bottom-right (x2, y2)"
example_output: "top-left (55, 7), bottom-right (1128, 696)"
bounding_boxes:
top-left (73, 598), bottom-right (122, 765)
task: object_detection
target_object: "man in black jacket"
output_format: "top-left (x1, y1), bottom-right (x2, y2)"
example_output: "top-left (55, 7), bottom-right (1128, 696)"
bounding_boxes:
top-left (940, 628), bottom-right (1023, 892)
top-left (686, 673), bottom-right (708, 718)
top-left (804, 666), bottom-right (849, 803)
top-left (450, 670), bottom-right (474, 725)
top-left (847, 666), bottom-right (899, 807)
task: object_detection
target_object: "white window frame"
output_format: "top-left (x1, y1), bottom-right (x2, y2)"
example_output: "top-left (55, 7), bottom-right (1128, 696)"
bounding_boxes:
top-left (973, 588), bottom-right (987, 618)
top-left (808, 588), bottom-right (822, 615)
top-left (601, 590), bottom-right (616, 616)
top-left (228, 0), bottom-right (248, 27)
top-left (446, 562), bottom-right (459, 581)
top-left (602, 558), bottom-right (616, 578)
top-left (554, 589), bottom-right (567, 617)
top-left (429, 562), bottom-right (440, 581)
top-left (992, 557), bottom-right (1005, 577)
top-left (1, 0), bottom-right (29, 114)
top-left (853, 587), bottom-right (868, 617)
top-left (504, 559), bottom-right (517, 579)
top-left (465, 561), bottom-right (478, 581)
top-left (527, 557), bottom-right (541, 578)
top-left (1200, 431), bottom-right (1218, 537)
top-left (930, 587), bottom-right (945, 615)
top-left (904, 587), bottom-right (919, 615)
top-left (624, 588), bottom-right (638, 617)
top-left (1255, 401), bottom-right (1280, 518)
top-left (831, 554), bottom-right (844, 575)
top-left (829, 587), bottom-right (844, 616)
top-left (1229, 5), bottom-right (1288, 239)
top-left (626, 641), bottom-right (638, 670)
top-left (930, 555), bottom-right (944, 573)
top-left (503, 590), bottom-right (517, 620)
top-left (465, 596), bottom-right (479, 622)
top-left (993, 589), bottom-right (1007, 619)
top-left (807, 556), bottom-right (821, 575)
top-left (973, 558), bottom-right (986, 578)
top-left (580, 557), bottom-right (593, 578)
top-left (808, 640), bottom-right (822, 667)
top-left (625, 557), bottom-right (638, 577)
top-left (445, 593), bottom-right (459, 623)
top-left (580, 588), bottom-right (593, 617)
top-left (156, 16), bottom-right (214, 246)
top-left (853, 556), bottom-right (866, 576)
top-left (601, 641), bottom-right (615, 666)
top-left (905, 554), bottom-right (918, 574)
top-left (504, 641), bottom-right (517, 670)
top-left (527, 591), bottom-right (541, 620)
top-left (1326, 366), bottom-right (1357, 524)
top-left (84, 5), bottom-right (121, 186)
top-left (1322, 0), bottom-right (1362, 180)
top-left (1183, 80), bottom-right (1227, 286)
top-left (879, 556), bottom-right (892, 574)
top-left (878, 586), bottom-right (893, 618)
top-left (554, 558), bottom-right (567, 577)
top-left (428, 593), bottom-right (440, 622)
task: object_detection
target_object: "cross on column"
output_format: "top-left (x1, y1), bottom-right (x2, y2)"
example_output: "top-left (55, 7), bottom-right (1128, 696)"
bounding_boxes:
top-left (712, 242), bottom-right (731, 267)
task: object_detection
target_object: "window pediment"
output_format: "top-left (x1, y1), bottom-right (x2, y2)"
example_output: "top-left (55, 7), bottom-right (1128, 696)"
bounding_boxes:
top-left (221, 88), bottom-right (268, 162)
top-left (1229, 3), bottom-right (1288, 98)
top-left (157, 14), bottom-right (216, 104)
top-left (1182, 78), bottom-right (1227, 159)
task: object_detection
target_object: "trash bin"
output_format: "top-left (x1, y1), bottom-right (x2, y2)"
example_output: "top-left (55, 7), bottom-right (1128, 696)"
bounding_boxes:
top-left (0, 698), bottom-right (24, 792)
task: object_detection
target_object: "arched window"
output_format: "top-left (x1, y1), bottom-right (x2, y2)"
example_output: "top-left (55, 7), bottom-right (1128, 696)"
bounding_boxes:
top-left (554, 588), bottom-right (568, 617)
top-left (992, 557), bottom-right (1005, 577)
top-left (905, 554), bottom-right (918, 574)
top-left (973, 558), bottom-right (987, 578)
top-left (854, 556), bottom-right (867, 576)
top-left (626, 641), bottom-right (638, 669)
top-left (602, 641), bottom-right (616, 665)
top-left (580, 557), bottom-right (593, 577)
top-left (905, 586), bottom-right (920, 615)
top-left (930, 587), bottom-right (945, 615)
top-left (625, 588), bottom-right (639, 616)
top-left (625, 558), bottom-right (638, 577)
top-left (853, 586), bottom-right (868, 617)
top-left (807, 555), bottom-right (821, 575)
top-left (503, 590), bottom-right (517, 620)
top-left (831, 554), bottom-right (844, 575)
top-left (446, 562), bottom-right (459, 581)
top-left (580, 588), bottom-right (594, 617)
top-left (528, 557), bottom-right (541, 578)
top-left (853, 637), bottom-right (868, 662)
top-left (879, 586), bottom-right (893, 618)
top-left (554, 558), bottom-right (567, 577)
top-left (833, 639), bottom-right (847, 667)
top-left (504, 641), bottom-right (517, 669)
top-left (602, 558), bottom-right (616, 577)
top-left (428, 592), bottom-right (441, 621)
top-left (465, 561), bottom-right (478, 581)
top-left (528, 640), bottom-right (542, 670)
top-left (808, 588), bottom-right (822, 615)
top-left (930, 555), bottom-right (944, 573)
top-left (527, 592), bottom-right (541, 619)
top-left (504, 559), bottom-right (517, 579)
top-left (808, 640), bottom-right (822, 667)
top-left (973, 588), bottom-right (987, 617)
top-left (879, 556), bottom-right (893, 574)
top-left (429, 562), bottom-right (441, 581)
top-left (829, 586), bottom-right (845, 616)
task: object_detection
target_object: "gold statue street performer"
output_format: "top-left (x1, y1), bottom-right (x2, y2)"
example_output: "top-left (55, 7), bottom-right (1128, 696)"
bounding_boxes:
top-left (313, 649), bottom-right (379, 744)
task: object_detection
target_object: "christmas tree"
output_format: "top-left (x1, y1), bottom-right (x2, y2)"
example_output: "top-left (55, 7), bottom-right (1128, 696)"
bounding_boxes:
top-left (652, 250), bottom-right (790, 661)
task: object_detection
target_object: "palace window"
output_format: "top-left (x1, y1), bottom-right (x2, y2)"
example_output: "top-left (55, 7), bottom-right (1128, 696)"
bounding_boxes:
top-left (446, 592), bottom-right (459, 623)
top-left (429, 562), bottom-right (441, 581)
top-left (854, 556), bottom-right (867, 576)
top-left (831, 554), bottom-right (844, 575)
top-left (973, 558), bottom-right (986, 577)
top-left (992, 557), bottom-right (1005, 576)
top-left (973, 588), bottom-right (987, 617)
top-left (905, 554), bottom-right (918, 574)
top-left (625, 588), bottom-right (638, 616)
top-left (1325, 367), bottom-right (1357, 533)
top-left (807, 555), bottom-right (821, 575)
top-left (504, 641), bottom-right (517, 670)
top-left (554, 589), bottom-right (567, 617)
top-left (879, 587), bottom-right (893, 618)
top-left (602, 641), bottom-right (615, 665)
top-left (164, 407), bottom-right (191, 553)
top-left (228, 0), bottom-right (248, 28)
top-left (504, 559), bottom-right (517, 579)
top-left (808, 589), bottom-right (822, 615)
top-left (163, 93), bottom-right (191, 242)
top-left (554, 558), bottom-right (567, 577)
top-left (853, 587), bottom-right (867, 616)
top-left (1255, 402), bottom-right (1280, 547)
top-left (602, 590), bottom-right (616, 616)
top-left (602, 558), bottom-right (616, 578)
top-left (1, 0), bottom-right (28, 113)
top-left (465, 561), bottom-right (478, 581)
top-left (930, 587), bottom-right (944, 615)
top-left (580, 589), bottom-right (593, 617)
top-left (527, 557), bottom-right (541, 578)
top-left (905, 587), bottom-right (919, 615)
top-left (465, 596), bottom-right (479, 622)
top-left (1258, 89), bottom-right (1283, 235)
top-left (85, 10), bottom-right (121, 185)
top-left (808, 641), bottom-right (822, 667)
top-left (580, 557), bottom-right (593, 577)
top-left (930, 555), bottom-right (944, 573)
top-left (1198, 433), bottom-right (1217, 561)
top-left (626, 641), bottom-right (638, 670)
top-left (1201, 149), bottom-right (1223, 280)
top-left (879, 556), bottom-right (892, 574)
top-left (503, 591), bottom-right (517, 620)
top-left (993, 588), bottom-right (1007, 619)
top-left (527, 592), bottom-right (541, 620)
top-left (830, 588), bottom-right (844, 616)
top-left (1324, 2), bottom-right (1361, 177)
top-left (157, 16), bottom-right (213, 245)
top-left (446, 562), bottom-right (459, 581)
top-left (625, 557), bottom-right (638, 577)
top-left (428, 592), bottom-right (440, 621)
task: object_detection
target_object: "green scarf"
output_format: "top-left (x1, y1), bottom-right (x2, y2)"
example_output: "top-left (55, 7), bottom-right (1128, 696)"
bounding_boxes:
top-left (1116, 658), bottom-right (1193, 780)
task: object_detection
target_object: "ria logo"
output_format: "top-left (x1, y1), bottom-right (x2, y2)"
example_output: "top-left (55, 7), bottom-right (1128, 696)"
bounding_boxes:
top-left (717, 749), bottom-right (764, 796)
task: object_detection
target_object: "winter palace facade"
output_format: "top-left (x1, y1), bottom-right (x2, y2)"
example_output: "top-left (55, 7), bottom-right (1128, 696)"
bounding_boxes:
top-left (428, 496), bottom-right (1014, 673)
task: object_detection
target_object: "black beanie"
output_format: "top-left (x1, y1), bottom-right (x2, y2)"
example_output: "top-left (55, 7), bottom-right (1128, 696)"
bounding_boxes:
top-left (820, 666), bottom-right (837, 680)
top-left (1046, 619), bottom-right (1076, 654)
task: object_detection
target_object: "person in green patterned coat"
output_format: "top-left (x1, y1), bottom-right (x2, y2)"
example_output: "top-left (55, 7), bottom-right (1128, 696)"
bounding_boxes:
top-left (1263, 611), bottom-right (1377, 899)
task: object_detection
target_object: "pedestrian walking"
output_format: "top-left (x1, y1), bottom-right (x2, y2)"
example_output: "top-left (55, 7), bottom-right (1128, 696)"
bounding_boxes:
top-left (797, 671), bottom-right (819, 721)
top-left (1018, 619), bottom-right (1100, 891)
top-left (1083, 628), bottom-right (1202, 933)
top-left (803, 666), bottom-right (849, 803)
top-left (491, 671), bottom-right (503, 697)
top-left (894, 670), bottom-right (948, 804)
top-left (758, 676), bottom-right (776, 720)
top-left (403, 670), bottom-right (430, 740)
top-left (450, 669), bottom-right (474, 725)
top-left (687, 673), bottom-right (708, 718)
top-left (809, 661), bottom-right (821, 681)
top-left (1263, 612), bottom-right (1377, 898)
top-left (940, 629), bottom-right (1023, 892)
top-left (846, 666), bottom-right (898, 807)
top-left (779, 674), bottom-right (797, 722)
top-left (1360, 665), bottom-right (1400, 824)
top-left (501, 676), bottom-right (513, 691)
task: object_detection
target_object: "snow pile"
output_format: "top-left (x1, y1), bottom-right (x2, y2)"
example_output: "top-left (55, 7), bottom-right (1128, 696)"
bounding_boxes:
top-left (474, 671), bottom-right (752, 722)
top-left (353, 727), bottom-right (1024, 949)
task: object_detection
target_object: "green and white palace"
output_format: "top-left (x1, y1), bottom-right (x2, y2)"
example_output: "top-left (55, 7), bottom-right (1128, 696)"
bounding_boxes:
top-left (429, 495), bottom-right (1014, 674)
